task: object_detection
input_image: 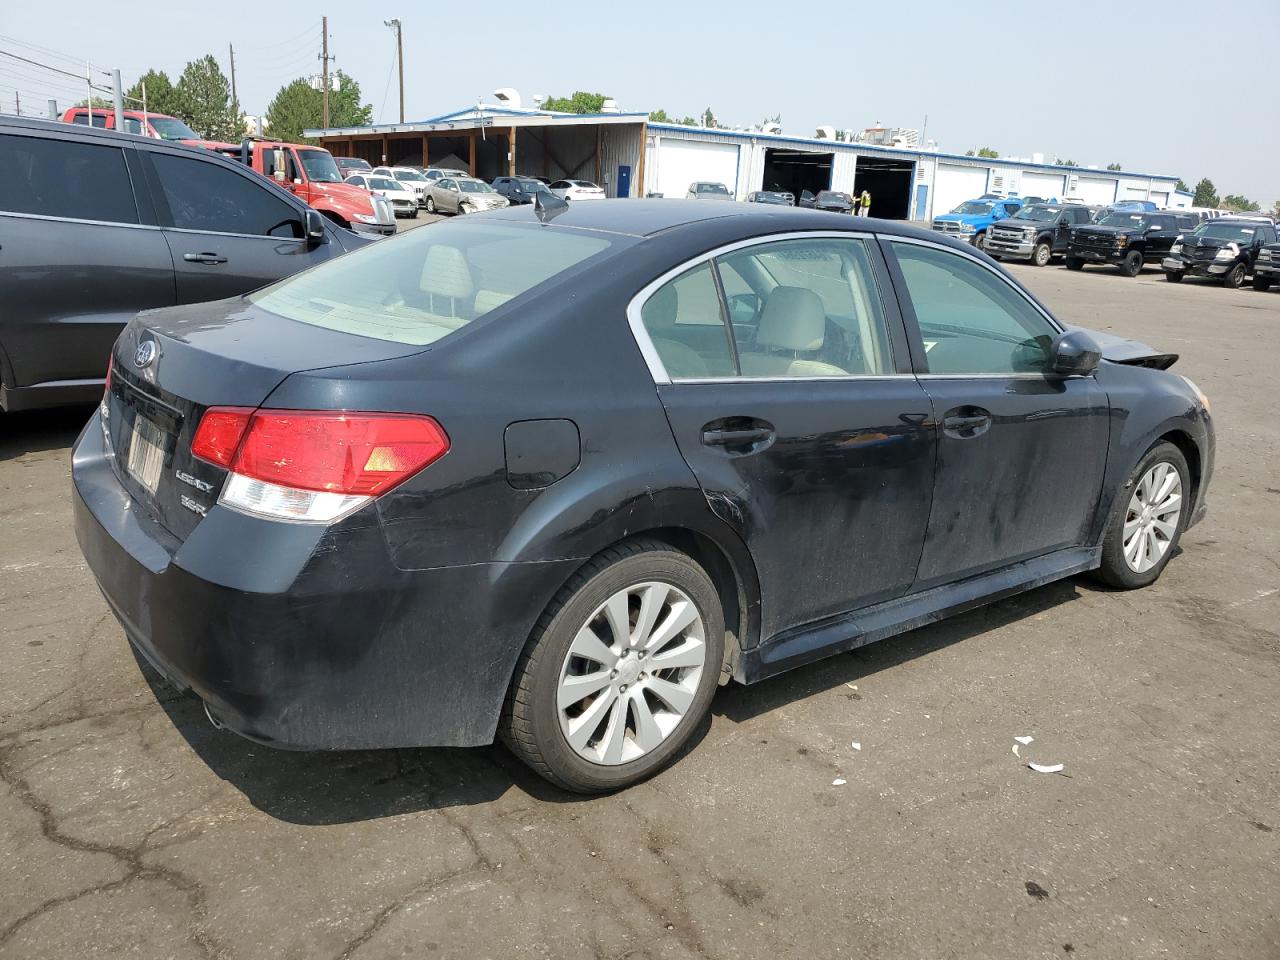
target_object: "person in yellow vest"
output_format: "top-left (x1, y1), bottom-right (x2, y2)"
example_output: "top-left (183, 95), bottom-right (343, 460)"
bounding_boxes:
top-left (859, 189), bottom-right (872, 217)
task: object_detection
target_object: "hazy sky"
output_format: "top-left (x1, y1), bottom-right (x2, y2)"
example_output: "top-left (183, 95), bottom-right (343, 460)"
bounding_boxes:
top-left (3, 0), bottom-right (1276, 205)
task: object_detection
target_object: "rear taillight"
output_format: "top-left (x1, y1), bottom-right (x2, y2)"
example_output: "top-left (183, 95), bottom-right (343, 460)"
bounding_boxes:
top-left (192, 408), bottom-right (449, 523)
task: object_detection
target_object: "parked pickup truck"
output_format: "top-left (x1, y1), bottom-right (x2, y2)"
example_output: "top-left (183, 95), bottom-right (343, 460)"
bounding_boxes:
top-left (1067, 210), bottom-right (1199, 277)
top-left (931, 197), bottom-right (1022, 250)
top-left (62, 107), bottom-right (236, 151)
top-left (216, 139), bottom-right (395, 237)
top-left (1252, 239), bottom-right (1280, 291)
top-left (1162, 217), bottom-right (1279, 288)
top-left (986, 203), bottom-right (1096, 266)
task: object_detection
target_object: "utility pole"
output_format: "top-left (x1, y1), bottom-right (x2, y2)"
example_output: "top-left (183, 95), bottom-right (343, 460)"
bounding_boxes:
top-left (321, 16), bottom-right (331, 128)
top-left (384, 18), bottom-right (403, 123)
top-left (229, 43), bottom-right (238, 110)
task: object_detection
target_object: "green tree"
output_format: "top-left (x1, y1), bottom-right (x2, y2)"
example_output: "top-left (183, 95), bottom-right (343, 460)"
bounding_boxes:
top-left (648, 108), bottom-right (670, 122)
top-left (328, 71), bottom-right (373, 128)
top-left (964, 149), bottom-right (975, 157)
top-left (1175, 179), bottom-right (1190, 193)
top-left (176, 54), bottom-right (239, 141)
top-left (1222, 194), bottom-right (1259, 212)
top-left (74, 95), bottom-right (114, 108)
top-left (264, 71), bottom-right (373, 143)
top-left (1193, 178), bottom-right (1219, 207)
top-left (1059, 159), bottom-right (1078, 167)
top-left (976, 146), bottom-right (999, 159)
top-left (677, 116), bottom-right (697, 126)
top-left (126, 69), bottom-right (183, 117)
top-left (701, 107), bottom-right (717, 128)
top-left (542, 91), bottom-right (608, 113)
top-left (1106, 162), bottom-right (1122, 171)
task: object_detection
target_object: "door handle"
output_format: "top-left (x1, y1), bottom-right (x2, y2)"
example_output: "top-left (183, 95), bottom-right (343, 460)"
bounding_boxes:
top-left (183, 252), bottom-right (228, 265)
top-left (702, 427), bottom-right (774, 447)
top-left (942, 411), bottom-right (992, 438)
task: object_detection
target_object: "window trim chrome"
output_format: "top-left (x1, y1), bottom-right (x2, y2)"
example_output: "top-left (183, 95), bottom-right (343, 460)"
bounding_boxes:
top-left (626, 229), bottom-right (901, 385)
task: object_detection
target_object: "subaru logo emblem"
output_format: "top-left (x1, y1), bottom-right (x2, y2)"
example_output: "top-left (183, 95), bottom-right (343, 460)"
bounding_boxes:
top-left (133, 340), bottom-right (157, 369)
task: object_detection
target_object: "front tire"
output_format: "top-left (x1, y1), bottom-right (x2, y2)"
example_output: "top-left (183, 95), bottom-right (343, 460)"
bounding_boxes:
top-left (1065, 257), bottom-right (1085, 271)
top-left (1253, 275), bottom-right (1273, 292)
top-left (425, 196), bottom-right (436, 214)
top-left (1222, 262), bottom-right (1246, 289)
top-left (1165, 271), bottom-right (1184, 283)
top-left (1093, 442), bottom-right (1189, 589)
top-left (1032, 241), bottom-right (1052, 267)
top-left (501, 540), bottom-right (724, 793)
top-left (971, 231), bottom-right (987, 251)
top-left (1120, 249), bottom-right (1143, 277)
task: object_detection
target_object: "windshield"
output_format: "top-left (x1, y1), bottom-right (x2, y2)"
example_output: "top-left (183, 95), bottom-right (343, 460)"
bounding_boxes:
top-left (571, 181), bottom-right (599, 189)
top-left (459, 180), bottom-right (495, 193)
top-left (393, 169), bottom-right (426, 181)
top-left (1194, 222), bottom-right (1257, 243)
top-left (296, 149), bottom-right (343, 183)
top-left (816, 191), bottom-right (847, 201)
top-left (697, 183), bottom-right (730, 195)
top-left (368, 178), bottom-right (401, 191)
top-left (951, 201), bottom-right (994, 215)
top-left (1098, 211), bottom-right (1148, 229)
top-left (250, 221), bottom-right (619, 346)
top-left (517, 179), bottom-right (548, 192)
top-left (1014, 205), bottom-right (1062, 222)
top-left (149, 116), bottom-right (202, 141)
top-left (340, 159), bottom-right (372, 171)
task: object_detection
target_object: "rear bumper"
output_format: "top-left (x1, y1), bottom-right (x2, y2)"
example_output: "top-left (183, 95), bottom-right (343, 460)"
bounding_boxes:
top-left (72, 411), bottom-right (576, 750)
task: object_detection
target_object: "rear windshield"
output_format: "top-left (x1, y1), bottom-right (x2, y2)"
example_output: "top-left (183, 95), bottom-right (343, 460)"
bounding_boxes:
top-left (1098, 211), bottom-right (1148, 228)
top-left (249, 221), bottom-right (618, 346)
top-left (1014, 205), bottom-right (1062, 221)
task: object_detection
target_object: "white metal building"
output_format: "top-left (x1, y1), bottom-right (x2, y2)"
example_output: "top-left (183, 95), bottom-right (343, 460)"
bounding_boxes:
top-left (310, 103), bottom-right (1183, 220)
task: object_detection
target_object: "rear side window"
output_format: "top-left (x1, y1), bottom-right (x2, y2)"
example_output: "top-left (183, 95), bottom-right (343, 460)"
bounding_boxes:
top-left (250, 221), bottom-right (617, 346)
top-left (0, 134), bottom-right (138, 224)
top-left (150, 153), bottom-right (303, 238)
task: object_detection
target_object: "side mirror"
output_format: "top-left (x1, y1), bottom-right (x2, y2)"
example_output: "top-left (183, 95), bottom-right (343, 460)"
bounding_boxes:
top-left (273, 169), bottom-right (286, 183)
top-left (1049, 329), bottom-right (1101, 377)
top-left (304, 209), bottom-right (327, 247)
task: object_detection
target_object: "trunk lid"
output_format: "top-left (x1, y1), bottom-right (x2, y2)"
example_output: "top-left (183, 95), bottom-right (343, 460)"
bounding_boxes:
top-left (105, 298), bottom-right (426, 541)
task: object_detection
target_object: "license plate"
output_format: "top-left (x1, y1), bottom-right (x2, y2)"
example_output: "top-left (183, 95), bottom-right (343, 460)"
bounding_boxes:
top-left (125, 416), bottom-right (166, 496)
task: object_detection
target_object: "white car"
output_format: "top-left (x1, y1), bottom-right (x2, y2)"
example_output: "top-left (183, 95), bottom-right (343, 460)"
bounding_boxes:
top-left (373, 166), bottom-right (430, 207)
top-left (345, 174), bottom-right (418, 219)
top-left (550, 179), bottom-right (606, 201)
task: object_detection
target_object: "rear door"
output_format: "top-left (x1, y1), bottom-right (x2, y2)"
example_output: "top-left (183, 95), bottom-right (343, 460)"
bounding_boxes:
top-left (885, 239), bottom-right (1110, 588)
top-left (637, 233), bottom-right (936, 640)
top-left (144, 150), bottom-right (336, 303)
top-left (0, 129), bottom-right (174, 394)
top-left (1144, 215), bottom-right (1177, 260)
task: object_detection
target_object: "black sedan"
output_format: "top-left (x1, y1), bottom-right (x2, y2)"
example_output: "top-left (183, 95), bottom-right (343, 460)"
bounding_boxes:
top-left (813, 190), bottom-right (855, 214)
top-left (747, 190), bottom-right (795, 205)
top-left (74, 201), bottom-right (1214, 793)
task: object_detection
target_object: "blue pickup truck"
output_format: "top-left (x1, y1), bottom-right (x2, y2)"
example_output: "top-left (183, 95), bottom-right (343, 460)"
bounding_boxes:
top-left (931, 196), bottom-right (1023, 251)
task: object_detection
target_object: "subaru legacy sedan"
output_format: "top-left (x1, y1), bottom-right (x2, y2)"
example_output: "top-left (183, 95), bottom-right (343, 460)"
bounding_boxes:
top-left (74, 201), bottom-right (1213, 793)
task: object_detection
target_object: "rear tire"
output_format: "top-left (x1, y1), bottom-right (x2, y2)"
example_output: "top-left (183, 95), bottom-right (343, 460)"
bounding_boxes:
top-left (1120, 249), bottom-right (1143, 277)
top-left (500, 540), bottom-right (725, 793)
top-left (1032, 241), bottom-right (1052, 267)
top-left (1165, 271), bottom-right (1184, 283)
top-left (1093, 441), bottom-right (1190, 590)
top-left (1222, 262), bottom-right (1246, 289)
top-left (425, 196), bottom-right (436, 214)
top-left (1065, 257), bottom-right (1085, 271)
top-left (1253, 275), bottom-right (1273, 292)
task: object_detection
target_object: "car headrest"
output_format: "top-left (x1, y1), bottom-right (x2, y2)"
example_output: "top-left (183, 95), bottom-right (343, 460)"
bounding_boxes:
top-left (756, 286), bottom-right (826, 352)
top-left (420, 245), bottom-right (474, 301)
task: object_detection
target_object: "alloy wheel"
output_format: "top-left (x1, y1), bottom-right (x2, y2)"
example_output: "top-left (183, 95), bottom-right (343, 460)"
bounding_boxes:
top-left (1122, 462), bottom-right (1183, 573)
top-left (556, 581), bottom-right (707, 766)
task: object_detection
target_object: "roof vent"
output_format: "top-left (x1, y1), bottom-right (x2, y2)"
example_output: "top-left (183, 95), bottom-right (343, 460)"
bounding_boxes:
top-left (493, 88), bottom-right (522, 109)
top-left (761, 122), bottom-right (782, 135)
top-left (601, 98), bottom-right (620, 113)
top-left (815, 125), bottom-right (836, 140)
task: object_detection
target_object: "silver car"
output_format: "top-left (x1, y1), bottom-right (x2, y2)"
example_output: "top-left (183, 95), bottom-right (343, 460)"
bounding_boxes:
top-left (424, 177), bottom-right (510, 215)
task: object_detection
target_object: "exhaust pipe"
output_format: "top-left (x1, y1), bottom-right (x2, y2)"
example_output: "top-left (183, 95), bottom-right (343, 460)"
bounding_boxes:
top-left (203, 701), bottom-right (225, 731)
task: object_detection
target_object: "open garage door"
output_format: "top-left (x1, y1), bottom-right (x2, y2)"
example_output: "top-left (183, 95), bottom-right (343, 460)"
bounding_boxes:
top-left (656, 139), bottom-right (740, 199)
top-left (853, 156), bottom-right (915, 220)
top-left (1020, 171), bottom-right (1065, 202)
top-left (933, 163), bottom-right (988, 218)
top-left (762, 149), bottom-right (832, 200)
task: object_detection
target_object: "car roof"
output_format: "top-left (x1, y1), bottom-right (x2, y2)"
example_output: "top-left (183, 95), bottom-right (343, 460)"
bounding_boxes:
top-left (481, 198), bottom-right (945, 241)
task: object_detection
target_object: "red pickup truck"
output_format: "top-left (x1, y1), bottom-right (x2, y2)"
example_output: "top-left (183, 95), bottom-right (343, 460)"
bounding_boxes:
top-left (61, 107), bottom-right (236, 151)
top-left (217, 139), bottom-right (395, 237)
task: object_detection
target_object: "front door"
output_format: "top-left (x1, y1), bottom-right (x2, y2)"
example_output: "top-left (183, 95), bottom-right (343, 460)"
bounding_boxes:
top-left (617, 165), bottom-right (632, 198)
top-left (638, 235), bottom-right (936, 640)
top-left (886, 239), bottom-right (1111, 588)
top-left (146, 151), bottom-right (335, 303)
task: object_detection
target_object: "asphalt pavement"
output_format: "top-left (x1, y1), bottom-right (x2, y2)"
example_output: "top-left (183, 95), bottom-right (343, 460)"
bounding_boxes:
top-left (1, 255), bottom-right (1277, 959)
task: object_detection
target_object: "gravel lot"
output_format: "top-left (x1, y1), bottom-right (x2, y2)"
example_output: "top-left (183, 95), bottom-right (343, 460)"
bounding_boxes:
top-left (1, 254), bottom-right (1277, 960)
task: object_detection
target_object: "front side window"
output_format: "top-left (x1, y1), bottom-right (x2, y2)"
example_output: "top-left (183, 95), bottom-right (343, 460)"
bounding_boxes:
top-left (640, 237), bottom-right (893, 381)
top-left (0, 134), bottom-right (138, 224)
top-left (952, 201), bottom-right (994, 215)
top-left (459, 180), bottom-right (495, 193)
top-left (251, 221), bottom-right (619, 346)
top-left (891, 241), bottom-right (1058, 375)
top-left (148, 117), bottom-right (201, 141)
top-left (296, 149), bottom-right (343, 183)
top-left (151, 153), bottom-right (303, 238)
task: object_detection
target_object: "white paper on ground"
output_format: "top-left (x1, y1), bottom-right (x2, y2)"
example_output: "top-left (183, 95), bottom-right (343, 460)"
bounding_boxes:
top-left (851, 742), bottom-right (861, 751)
top-left (832, 778), bottom-right (847, 786)
top-left (1028, 762), bottom-right (1065, 774)
top-left (1014, 736), bottom-right (1034, 745)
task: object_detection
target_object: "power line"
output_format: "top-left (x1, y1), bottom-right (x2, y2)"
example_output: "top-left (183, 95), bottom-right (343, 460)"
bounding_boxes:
top-left (0, 33), bottom-right (110, 74)
top-left (0, 48), bottom-right (111, 87)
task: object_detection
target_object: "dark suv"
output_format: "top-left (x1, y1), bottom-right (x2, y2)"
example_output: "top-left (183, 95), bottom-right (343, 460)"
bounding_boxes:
top-left (1162, 218), bottom-right (1278, 288)
top-left (1252, 238), bottom-right (1280, 291)
top-left (986, 203), bottom-right (1095, 266)
top-left (1066, 210), bottom-right (1199, 277)
top-left (491, 176), bottom-right (552, 205)
top-left (0, 116), bottom-right (369, 412)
